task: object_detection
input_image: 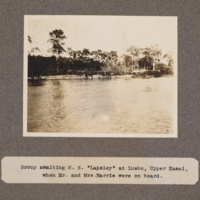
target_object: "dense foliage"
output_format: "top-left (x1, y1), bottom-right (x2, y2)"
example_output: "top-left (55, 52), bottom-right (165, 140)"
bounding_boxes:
top-left (28, 30), bottom-right (174, 77)
top-left (28, 55), bottom-right (104, 77)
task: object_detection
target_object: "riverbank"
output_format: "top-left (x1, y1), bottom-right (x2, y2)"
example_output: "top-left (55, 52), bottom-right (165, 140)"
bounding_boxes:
top-left (28, 74), bottom-right (173, 81)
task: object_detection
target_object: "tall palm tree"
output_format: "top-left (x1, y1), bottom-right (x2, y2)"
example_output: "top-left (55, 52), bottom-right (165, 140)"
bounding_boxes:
top-left (48, 29), bottom-right (67, 73)
top-left (127, 45), bottom-right (140, 70)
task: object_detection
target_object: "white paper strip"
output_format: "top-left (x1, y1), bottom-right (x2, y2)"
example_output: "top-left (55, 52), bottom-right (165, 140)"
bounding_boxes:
top-left (1, 157), bottom-right (198, 184)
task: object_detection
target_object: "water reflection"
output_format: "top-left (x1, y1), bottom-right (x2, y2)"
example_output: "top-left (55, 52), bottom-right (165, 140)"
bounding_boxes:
top-left (28, 77), bottom-right (174, 134)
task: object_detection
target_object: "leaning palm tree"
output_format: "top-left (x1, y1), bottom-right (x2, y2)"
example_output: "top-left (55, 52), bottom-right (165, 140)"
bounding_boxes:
top-left (28, 36), bottom-right (41, 55)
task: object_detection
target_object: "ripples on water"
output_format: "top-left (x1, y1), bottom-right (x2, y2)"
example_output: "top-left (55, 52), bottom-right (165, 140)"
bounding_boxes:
top-left (28, 77), bottom-right (174, 134)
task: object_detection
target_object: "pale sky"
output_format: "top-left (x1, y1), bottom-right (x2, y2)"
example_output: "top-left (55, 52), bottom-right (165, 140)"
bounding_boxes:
top-left (25, 16), bottom-right (177, 57)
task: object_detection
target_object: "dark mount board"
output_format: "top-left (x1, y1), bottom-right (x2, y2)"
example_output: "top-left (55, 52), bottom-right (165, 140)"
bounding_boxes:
top-left (0, 0), bottom-right (200, 200)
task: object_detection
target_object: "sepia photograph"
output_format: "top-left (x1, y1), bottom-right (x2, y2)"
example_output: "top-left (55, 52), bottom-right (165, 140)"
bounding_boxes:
top-left (24, 15), bottom-right (177, 137)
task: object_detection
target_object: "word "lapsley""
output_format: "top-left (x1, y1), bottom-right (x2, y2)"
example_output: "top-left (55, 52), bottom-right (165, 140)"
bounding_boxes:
top-left (87, 165), bottom-right (115, 171)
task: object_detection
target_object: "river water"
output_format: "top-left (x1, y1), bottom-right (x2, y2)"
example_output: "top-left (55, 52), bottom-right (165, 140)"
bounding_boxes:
top-left (28, 77), bottom-right (175, 134)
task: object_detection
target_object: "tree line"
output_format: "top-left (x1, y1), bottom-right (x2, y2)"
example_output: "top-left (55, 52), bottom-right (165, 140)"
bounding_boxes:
top-left (28, 29), bottom-right (174, 77)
